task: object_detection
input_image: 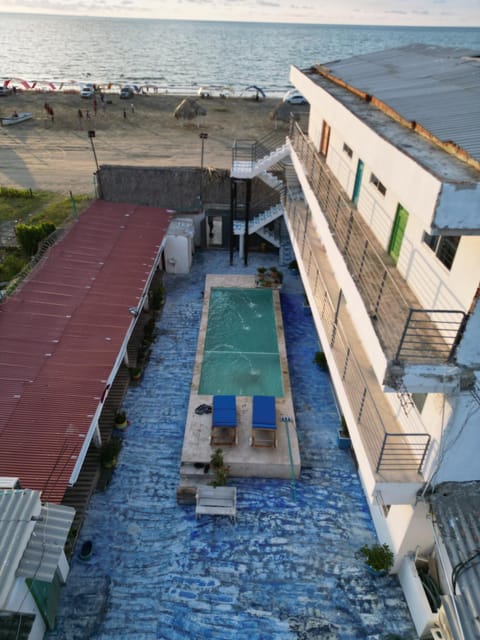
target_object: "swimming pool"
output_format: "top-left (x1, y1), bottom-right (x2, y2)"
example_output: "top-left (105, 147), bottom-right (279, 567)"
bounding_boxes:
top-left (198, 287), bottom-right (284, 397)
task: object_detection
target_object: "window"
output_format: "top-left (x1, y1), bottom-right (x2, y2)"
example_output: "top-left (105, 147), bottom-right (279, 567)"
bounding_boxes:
top-left (422, 232), bottom-right (460, 270)
top-left (343, 143), bottom-right (353, 158)
top-left (369, 173), bottom-right (386, 196)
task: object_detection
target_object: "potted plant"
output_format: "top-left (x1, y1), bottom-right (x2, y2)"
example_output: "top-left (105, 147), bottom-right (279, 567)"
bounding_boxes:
top-left (337, 415), bottom-right (351, 449)
top-left (360, 542), bottom-right (394, 576)
top-left (313, 351), bottom-right (328, 371)
top-left (209, 448), bottom-right (230, 487)
top-left (99, 437), bottom-right (122, 469)
top-left (114, 410), bottom-right (128, 430)
top-left (130, 367), bottom-right (142, 382)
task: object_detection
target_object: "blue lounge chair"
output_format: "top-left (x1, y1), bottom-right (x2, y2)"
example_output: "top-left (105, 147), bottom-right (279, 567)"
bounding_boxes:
top-left (211, 395), bottom-right (237, 445)
top-left (251, 395), bottom-right (277, 448)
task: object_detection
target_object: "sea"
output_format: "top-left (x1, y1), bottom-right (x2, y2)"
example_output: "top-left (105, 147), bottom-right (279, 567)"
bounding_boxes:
top-left (1, 13), bottom-right (479, 97)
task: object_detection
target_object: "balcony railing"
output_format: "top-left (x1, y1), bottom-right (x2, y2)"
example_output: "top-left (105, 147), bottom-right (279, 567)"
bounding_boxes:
top-left (289, 123), bottom-right (465, 368)
top-left (285, 197), bottom-right (430, 474)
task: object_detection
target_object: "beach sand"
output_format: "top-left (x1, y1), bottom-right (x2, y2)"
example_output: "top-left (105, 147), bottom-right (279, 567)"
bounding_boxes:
top-left (0, 92), bottom-right (305, 194)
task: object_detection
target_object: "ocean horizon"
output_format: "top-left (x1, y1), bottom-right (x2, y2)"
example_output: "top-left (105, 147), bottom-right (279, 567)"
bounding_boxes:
top-left (1, 13), bottom-right (479, 97)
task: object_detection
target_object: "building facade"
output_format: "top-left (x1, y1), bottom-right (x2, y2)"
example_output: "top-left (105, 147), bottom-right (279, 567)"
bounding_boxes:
top-left (284, 44), bottom-right (480, 639)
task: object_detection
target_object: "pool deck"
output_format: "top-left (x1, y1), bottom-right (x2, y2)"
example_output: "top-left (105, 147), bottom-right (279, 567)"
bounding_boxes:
top-left (47, 250), bottom-right (416, 640)
top-left (180, 274), bottom-right (300, 485)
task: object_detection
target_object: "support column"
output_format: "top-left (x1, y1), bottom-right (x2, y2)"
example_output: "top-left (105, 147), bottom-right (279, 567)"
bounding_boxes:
top-left (239, 234), bottom-right (245, 260)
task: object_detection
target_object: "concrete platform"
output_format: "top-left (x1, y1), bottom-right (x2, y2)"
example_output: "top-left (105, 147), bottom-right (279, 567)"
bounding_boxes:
top-left (180, 274), bottom-right (300, 485)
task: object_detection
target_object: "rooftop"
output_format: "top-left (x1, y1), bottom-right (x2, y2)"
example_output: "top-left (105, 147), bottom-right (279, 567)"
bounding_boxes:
top-left (429, 481), bottom-right (480, 640)
top-left (302, 44), bottom-right (480, 182)
top-left (0, 201), bottom-right (171, 503)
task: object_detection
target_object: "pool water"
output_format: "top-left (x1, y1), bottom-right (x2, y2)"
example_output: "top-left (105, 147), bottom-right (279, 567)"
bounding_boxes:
top-left (199, 287), bottom-right (284, 396)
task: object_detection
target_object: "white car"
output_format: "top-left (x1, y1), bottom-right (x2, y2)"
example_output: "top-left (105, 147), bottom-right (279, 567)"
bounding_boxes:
top-left (0, 86), bottom-right (12, 96)
top-left (283, 90), bottom-right (307, 105)
top-left (80, 86), bottom-right (95, 98)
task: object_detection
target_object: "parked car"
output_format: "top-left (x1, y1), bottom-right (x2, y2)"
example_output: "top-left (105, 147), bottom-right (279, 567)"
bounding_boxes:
top-left (0, 86), bottom-right (12, 97)
top-left (120, 86), bottom-right (134, 99)
top-left (283, 89), bottom-right (307, 105)
top-left (80, 86), bottom-right (95, 98)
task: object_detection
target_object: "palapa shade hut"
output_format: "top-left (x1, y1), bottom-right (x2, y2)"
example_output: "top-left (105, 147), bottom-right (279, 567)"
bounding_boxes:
top-left (174, 98), bottom-right (207, 126)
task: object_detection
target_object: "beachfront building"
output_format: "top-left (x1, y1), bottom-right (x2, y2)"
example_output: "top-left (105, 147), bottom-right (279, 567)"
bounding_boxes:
top-left (0, 480), bottom-right (75, 639)
top-left (281, 44), bottom-right (480, 639)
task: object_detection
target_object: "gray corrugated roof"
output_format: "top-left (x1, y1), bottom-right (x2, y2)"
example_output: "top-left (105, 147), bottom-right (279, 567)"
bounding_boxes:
top-left (430, 482), bottom-right (480, 640)
top-left (318, 44), bottom-right (480, 164)
top-left (17, 501), bottom-right (75, 582)
top-left (0, 489), bottom-right (74, 608)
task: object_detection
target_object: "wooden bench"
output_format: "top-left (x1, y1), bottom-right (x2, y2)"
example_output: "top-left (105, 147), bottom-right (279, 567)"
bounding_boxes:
top-left (195, 485), bottom-right (237, 523)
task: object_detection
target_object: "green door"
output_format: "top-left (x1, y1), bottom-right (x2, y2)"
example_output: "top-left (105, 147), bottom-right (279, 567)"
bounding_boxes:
top-left (388, 204), bottom-right (409, 263)
top-left (352, 159), bottom-right (364, 205)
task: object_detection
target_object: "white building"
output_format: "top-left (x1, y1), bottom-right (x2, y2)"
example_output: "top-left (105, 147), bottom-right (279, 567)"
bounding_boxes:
top-left (0, 481), bottom-right (75, 639)
top-left (281, 44), bottom-right (480, 639)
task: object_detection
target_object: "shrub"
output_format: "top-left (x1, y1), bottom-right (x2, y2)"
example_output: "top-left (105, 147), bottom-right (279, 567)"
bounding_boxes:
top-left (15, 221), bottom-right (56, 257)
top-left (0, 251), bottom-right (28, 282)
top-left (99, 438), bottom-right (122, 468)
top-left (360, 543), bottom-right (394, 572)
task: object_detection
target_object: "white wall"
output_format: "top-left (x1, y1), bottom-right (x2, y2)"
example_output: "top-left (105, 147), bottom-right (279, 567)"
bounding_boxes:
top-left (290, 65), bottom-right (480, 318)
top-left (7, 580), bottom-right (46, 640)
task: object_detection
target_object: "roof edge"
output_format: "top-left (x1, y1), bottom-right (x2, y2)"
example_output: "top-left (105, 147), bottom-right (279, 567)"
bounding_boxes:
top-left (311, 64), bottom-right (480, 172)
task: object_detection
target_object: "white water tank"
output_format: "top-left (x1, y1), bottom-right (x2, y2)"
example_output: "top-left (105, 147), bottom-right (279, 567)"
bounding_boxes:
top-left (164, 218), bottom-right (195, 274)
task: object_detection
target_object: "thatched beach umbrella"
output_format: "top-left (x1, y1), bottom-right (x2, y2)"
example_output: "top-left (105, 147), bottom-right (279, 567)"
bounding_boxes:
top-left (174, 98), bottom-right (207, 125)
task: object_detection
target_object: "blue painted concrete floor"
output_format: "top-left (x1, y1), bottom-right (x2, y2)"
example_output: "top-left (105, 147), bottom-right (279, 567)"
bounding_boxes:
top-left (47, 250), bottom-right (416, 640)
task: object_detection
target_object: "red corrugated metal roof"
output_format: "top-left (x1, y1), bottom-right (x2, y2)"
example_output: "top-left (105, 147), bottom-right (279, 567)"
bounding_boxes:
top-left (0, 201), bottom-right (172, 503)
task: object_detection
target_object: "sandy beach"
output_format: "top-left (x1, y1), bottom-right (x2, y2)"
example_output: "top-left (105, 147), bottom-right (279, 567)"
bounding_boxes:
top-left (0, 91), bottom-right (305, 194)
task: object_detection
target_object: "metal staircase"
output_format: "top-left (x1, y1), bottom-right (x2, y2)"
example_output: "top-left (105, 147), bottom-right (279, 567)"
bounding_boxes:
top-left (233, 204), bottom-right (284, 248)
top-left (230, 132), bottom-right (291, 251)
top-left (231, 143), bottom-right (290, 179)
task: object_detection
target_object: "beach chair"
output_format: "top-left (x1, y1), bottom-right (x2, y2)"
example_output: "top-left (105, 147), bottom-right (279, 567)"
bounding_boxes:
top-left (211, 395), bottom-right (237, 445)
top-left (251, 395), bottom-right (277, 448)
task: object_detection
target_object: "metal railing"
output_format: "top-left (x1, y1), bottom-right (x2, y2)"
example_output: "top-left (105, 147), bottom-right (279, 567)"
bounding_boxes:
top-left (232, 131), bottom-right (287, 169)
top-left (285, 197), bottom-right (431, 474)
top-left (290, 122), bottom-right (465, 366)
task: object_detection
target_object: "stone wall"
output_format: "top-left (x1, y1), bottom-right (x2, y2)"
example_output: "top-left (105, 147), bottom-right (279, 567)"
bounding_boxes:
top-left (98, 165), bottom-right (230, 210)
top-left (98, 165), bottom-right (280, 213)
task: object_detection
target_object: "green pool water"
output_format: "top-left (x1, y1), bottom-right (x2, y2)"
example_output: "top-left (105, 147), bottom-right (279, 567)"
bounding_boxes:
top-left (199, 287), bottom-right (284, 397)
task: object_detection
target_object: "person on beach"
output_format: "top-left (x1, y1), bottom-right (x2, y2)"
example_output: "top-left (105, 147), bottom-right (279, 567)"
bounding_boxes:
top-left (78, 108), bottom-right (83, 128)
top-left (93, 97), bottom-right (97, 116)
top-left (123, 109), bottom-right (127, 119)
top-left (130, 103), bottom-right (135, 114)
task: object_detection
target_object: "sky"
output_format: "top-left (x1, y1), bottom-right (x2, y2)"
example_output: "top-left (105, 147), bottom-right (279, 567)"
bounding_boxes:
top-left (0, 0), bottom-right (478, 26)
